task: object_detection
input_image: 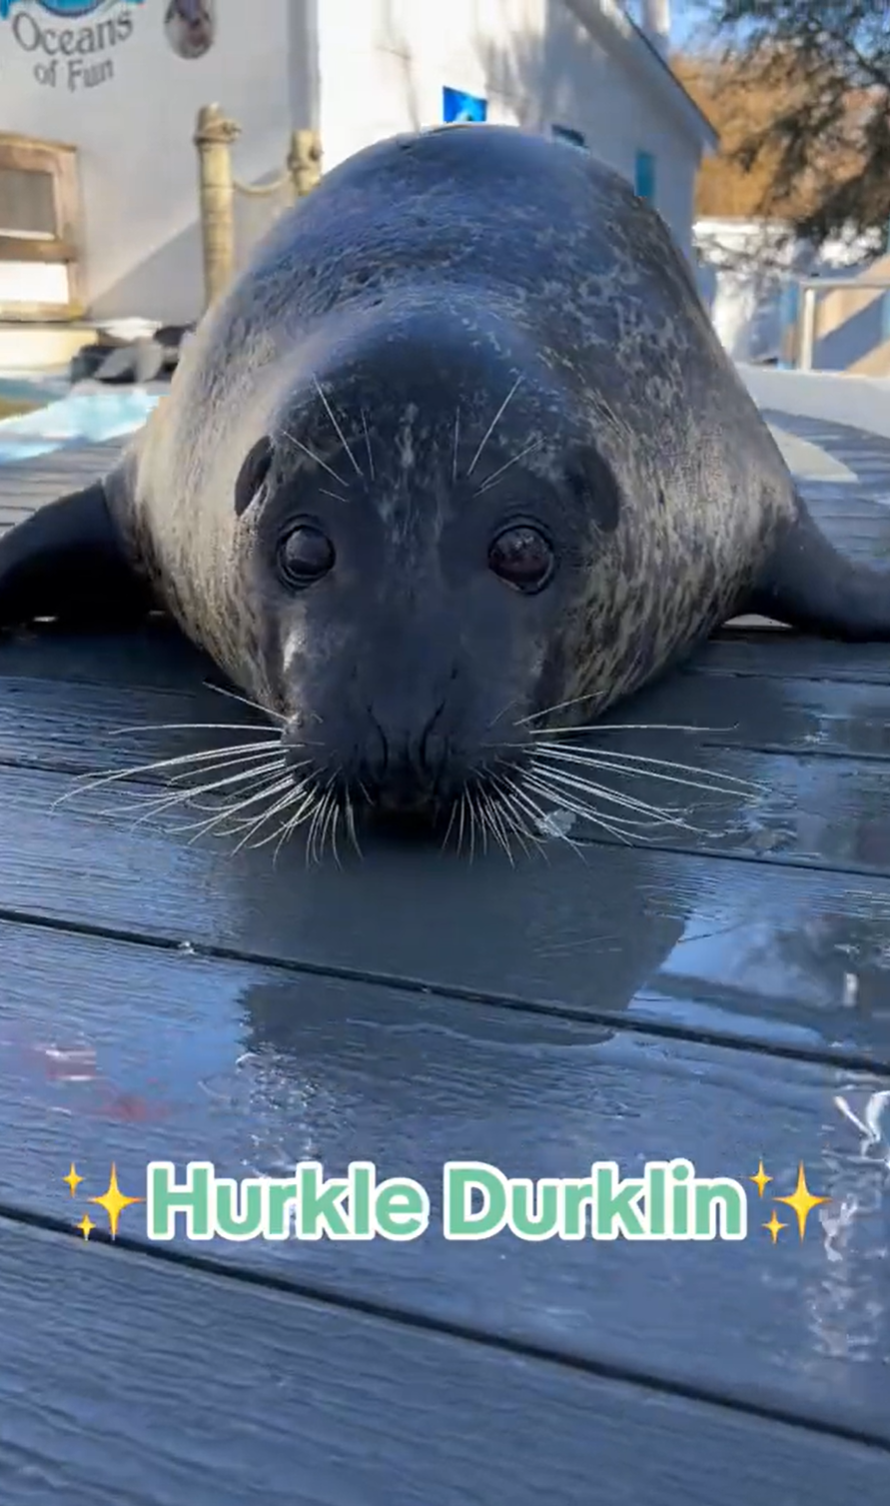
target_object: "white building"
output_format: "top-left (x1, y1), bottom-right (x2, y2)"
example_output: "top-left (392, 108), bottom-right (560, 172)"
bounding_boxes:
top-left (0, 0), bottom-right (716, 331)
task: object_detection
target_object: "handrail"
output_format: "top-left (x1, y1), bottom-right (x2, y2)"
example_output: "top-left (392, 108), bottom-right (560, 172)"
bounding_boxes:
top-left (792, 276), bottom-right (890, 372)
top-left (193, 104), bottom-right (322, 311)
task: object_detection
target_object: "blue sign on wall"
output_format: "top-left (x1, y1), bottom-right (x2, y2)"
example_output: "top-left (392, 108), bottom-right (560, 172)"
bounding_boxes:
top-left (634, 149), bottom-right (657, 202)
top-left (442, 87), bottom-right (487, 124)
top-left (0, 0), bottom-right (142, 16)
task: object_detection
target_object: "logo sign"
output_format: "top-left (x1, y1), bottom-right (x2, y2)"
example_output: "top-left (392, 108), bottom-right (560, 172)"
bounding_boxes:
top-left (164, 0), bottom-right (215, 61)
top-left (1, 0), bottom-right (143, 91)
top-left (442, 87), bottom-right (487, 124)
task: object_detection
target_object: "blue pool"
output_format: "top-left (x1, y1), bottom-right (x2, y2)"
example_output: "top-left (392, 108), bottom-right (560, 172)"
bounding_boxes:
top-left (0, 376), bottom-right (160, 464)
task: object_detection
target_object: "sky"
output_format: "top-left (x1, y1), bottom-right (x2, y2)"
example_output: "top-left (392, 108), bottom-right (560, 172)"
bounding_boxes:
top-left (671, 4), bottom-right (704, 47)
top-left (626, 1), bottom-right (716, 53)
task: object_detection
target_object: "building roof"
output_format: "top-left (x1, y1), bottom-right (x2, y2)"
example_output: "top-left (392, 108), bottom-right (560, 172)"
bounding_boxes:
top-left (564, 0), bottom-right (720, 153)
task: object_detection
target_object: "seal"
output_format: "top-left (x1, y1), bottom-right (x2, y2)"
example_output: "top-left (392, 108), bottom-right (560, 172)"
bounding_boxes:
top-left (2, 123), bottom-right (890, 846)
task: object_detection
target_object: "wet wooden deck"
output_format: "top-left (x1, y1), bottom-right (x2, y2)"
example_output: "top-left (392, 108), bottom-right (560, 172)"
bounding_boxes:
top-left (0, 414), bottom-right (889, 1504)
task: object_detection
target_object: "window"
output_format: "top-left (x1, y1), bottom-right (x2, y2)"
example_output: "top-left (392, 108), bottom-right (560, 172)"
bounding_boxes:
top-left (0, 168), bottom-right (56, 240)
top-left (0, 133), bottom-right (83, 320)
top-left (442, 87), bottom-right (487, 124)
top-left (551, 125), bottom-right (587, 150)
top-left (634, 149), bottom-right (656, 202)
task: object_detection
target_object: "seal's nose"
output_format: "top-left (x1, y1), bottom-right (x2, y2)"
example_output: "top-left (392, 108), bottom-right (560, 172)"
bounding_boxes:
top-left (351, 705), bottom-right (469, 815)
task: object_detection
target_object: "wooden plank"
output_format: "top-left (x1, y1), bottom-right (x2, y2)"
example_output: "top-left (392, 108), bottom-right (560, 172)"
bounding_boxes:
top-left (4, 1220), bottom-right (887, 1506)
top-left (0, 620), bottom-right (212, 690)
top-left (0, 443), bottom-right (128, 533)
top-left (577, 668), bottom-right (890, 762)
top-left (692, 633), bottom-right (890, 684)
top-left (1, 761), bottom-right (889, 1063)
top-left (0, 674), bottom-right (256, 776)
top-left (0, 921), bottom-right (888, 1441)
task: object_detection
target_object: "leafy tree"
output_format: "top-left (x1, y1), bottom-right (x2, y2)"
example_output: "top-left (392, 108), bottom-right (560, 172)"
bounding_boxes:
top-left (679, 2), bottom-right (890, 253)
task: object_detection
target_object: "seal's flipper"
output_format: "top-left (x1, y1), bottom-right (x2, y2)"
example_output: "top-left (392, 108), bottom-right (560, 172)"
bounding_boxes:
top-left (0, 479), bottom-right (151, 632)
top-left (745, 503), bottom-right (890, 642)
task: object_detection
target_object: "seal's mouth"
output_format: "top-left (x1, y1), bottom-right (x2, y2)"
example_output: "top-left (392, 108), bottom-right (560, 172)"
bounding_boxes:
top-left (277, 727), bottom-right (538, 856)
top-left (364, 804), bottom-right (451, 843)
top-left (353, 782), bottom-right (471, 843)
top-left (335, 765), bottom-right (523, 848)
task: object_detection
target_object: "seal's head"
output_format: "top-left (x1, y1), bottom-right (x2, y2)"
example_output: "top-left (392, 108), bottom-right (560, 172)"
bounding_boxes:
top-left (231, 300), bottom-right (621, 836)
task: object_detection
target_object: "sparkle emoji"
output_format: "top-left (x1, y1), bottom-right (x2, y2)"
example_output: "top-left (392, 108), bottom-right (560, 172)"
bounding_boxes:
top-left (63, 1162), bottom-right (83, 1197)
top-left (763, 1210), bottom-right (786, 1244)
top-left (89, 1163), bottom-right (143, 1239)
top-left (774, 1162), bottom-right (829, 1241)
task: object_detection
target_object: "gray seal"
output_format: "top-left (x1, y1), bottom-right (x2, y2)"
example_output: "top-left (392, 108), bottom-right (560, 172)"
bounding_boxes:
top-left (2, 123), bottom-right (889, 842)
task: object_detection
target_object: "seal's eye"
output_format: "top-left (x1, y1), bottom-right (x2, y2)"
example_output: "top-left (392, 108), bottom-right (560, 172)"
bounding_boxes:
top-left (276, 525), bottom-right (336, 588)
top-left (488, 525), bottom-right (554, 592)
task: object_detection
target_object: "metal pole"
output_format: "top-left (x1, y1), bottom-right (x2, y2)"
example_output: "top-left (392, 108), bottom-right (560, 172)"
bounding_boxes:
top-left (797, 285), bottom-right (817, 371)
top-left (194, 103), bottom-right (241, 310)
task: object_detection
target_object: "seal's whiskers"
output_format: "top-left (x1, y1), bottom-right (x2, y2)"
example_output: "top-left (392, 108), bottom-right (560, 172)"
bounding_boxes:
top-left (305, 783), bottom-right (338, 867)
top-left (518, 695), bottom-right (607, 725)
top-left (53, 740), bottom-right (283, 807)
top-left (529, 759), bottom-right (688, 822)
top-left (343, 792), bottom-right (361, 858)
top-left (452, 791), bottom-right (468, 858)
top-left (478, 785), bottom-right (518, 864)
top-left (520, 723), bottom-right (771, 846)
top-left (271, 787), bottom-right (326, 861)
top-left (529, 739), bottom-right (766, 797)
top-left (280, 426), bottom-right (348, 489)
top-left (522, 771), bottom-right (654, 846)
top-left (312, 376), bottom-right (365, 480)
top-left (500, 774), bottom-right (581, 856)
top-left (361, 409), bottom-right (375, 481)
top-left (106, 722), bottom-right (280, 738)
top-left (322, 786), bottom-right (343, 866)
top-left (526, 763), bottom-right (700, 833)
top-left (452, 408), bottom-right (461, 484)
top-left (489, 774), bottom-right (543, 858)
top-left (124, 761), bottom-right (289, 829)
top-left (229, 779), bottom-right (315, 854)
top-left (466, 374), bottom-right (524, 477)
top-left (203, 684), bottom-right (286, 723)
top-left (473, 438), bottom-right (544, 497)
top-left (180, 775), bottom-right (296, 843)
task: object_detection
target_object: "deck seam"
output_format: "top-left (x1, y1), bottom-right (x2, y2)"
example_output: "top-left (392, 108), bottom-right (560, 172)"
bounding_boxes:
top-left (1, 905), bottom-right (886, 1074)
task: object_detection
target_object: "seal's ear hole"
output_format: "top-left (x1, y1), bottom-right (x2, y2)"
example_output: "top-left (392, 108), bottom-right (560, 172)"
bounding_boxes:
top-left (566, 445), bottom-right (621, 534)
top-left (234, 436), bottom-right (274, 517)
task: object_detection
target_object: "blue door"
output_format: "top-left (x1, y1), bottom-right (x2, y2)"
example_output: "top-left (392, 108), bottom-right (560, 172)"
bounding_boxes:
top-left (634, 150), bottom-right (656, 202)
